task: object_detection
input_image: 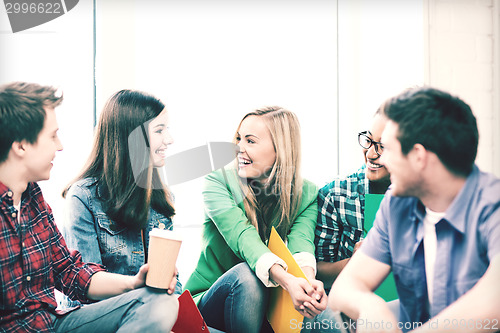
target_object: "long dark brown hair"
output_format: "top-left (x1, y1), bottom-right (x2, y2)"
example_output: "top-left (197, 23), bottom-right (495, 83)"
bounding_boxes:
top-left (63, 90), bottom-right (175, 229)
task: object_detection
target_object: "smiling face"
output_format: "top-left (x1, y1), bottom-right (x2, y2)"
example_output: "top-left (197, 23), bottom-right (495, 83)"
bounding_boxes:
top-left (148, 108), bottom-right (173, 167)
top-left (380, 120), bottom-right (421, 197)
top-left (236, 115), bottom-right (276, 182)
top-left (362, 114), bottom-right (390, 184)
top-left (23, 107), bottom-right (63, 182)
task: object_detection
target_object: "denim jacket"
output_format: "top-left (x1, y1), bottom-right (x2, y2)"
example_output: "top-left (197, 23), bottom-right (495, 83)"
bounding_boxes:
top-left (60, 178), bottom-right (181, 297)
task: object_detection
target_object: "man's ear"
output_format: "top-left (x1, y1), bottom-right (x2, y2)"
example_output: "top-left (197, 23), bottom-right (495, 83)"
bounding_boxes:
top-left (10, 141), bottom-right (27, 158)
top-left (409, 143), bottom-right (428, 171)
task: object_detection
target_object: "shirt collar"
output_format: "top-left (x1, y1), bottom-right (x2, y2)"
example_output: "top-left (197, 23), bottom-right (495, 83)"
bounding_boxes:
top-left (0, 181), bottom-right (9, 194)
top-left (409, 165), bottom-right (478, 236)
top-left (441, 165), bottom-right (479, 234)
top-left (0, 181), bottom-right (39, 207)
top-left (0, 181), bottom-right (13, 206)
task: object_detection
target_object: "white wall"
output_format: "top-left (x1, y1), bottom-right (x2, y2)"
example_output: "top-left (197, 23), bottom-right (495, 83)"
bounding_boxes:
top-left (97, 0), bottom-right (340, 284)
top-left (96, 0), bottom-right (340, 235)
top-left (0, 1), bottom-right (95, 223)
top-left (425, 0), bottom-right (500, 177)
top-left (337, 0), bottom-right (425, 178)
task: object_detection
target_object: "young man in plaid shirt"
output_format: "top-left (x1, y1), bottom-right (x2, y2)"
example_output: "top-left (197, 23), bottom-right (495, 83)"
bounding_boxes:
top-left (0, 82), bottom-right (178, 332)
top-left (315, 106), bottom-right (391, 290)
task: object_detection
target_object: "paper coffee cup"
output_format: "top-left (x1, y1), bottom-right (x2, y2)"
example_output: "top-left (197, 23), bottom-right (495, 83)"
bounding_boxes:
top-left (146, 228), bottom-right (182, 289)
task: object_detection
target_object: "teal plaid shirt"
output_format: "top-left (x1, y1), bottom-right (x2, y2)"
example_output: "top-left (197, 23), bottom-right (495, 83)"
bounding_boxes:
top-left (315, 165), bottom-right (368, 262)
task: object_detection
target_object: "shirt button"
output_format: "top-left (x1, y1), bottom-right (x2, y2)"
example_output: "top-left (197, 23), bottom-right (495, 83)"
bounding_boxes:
top-left (159, 223), bottom-right (165, 229)
top-left (11, 212), bottom-right (17, 218)
top-left (22, 242), bottom-right (25, 247)
top-left (7, 191), bottom-right (13, 197)
top-left (26, 276), bottom-right (31, 282)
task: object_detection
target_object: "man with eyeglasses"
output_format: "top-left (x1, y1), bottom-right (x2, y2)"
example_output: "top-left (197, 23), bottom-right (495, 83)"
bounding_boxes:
top-left (314, 105), bottom-right (391, 291)
top-left (299, 104), bottom-right (392, 332)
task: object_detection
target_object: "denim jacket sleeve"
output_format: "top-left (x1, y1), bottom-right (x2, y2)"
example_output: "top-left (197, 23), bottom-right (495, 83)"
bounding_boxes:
top-left (61, 180), bottom-right (103, 265)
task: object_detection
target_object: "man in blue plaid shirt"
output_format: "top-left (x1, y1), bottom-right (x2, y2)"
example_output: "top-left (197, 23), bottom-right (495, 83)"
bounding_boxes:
top-left (315, 107), bottom-right (391, 290)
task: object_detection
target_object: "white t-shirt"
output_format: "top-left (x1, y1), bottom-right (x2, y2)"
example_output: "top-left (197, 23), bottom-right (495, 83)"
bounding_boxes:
top-left (14, 203), bottom-right (21, 223)
top-left (423, 208), bottom-right (445, 305)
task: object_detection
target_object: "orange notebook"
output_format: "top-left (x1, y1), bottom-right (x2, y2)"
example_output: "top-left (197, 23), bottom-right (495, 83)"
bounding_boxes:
top-left (266, 227), bottom-right (309, 333)
top-left (171, 290), bottom-right (209, 333)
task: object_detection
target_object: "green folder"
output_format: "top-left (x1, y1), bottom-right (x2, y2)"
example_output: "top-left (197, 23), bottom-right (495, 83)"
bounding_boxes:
top-left (365, 194), bottom-right (398, 302)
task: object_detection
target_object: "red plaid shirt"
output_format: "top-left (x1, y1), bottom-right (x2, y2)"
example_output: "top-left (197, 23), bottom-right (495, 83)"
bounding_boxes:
top-left (0, 182), bottom-right (105, 333)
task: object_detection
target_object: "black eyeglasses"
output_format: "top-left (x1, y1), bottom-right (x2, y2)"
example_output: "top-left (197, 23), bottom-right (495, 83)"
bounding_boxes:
top-left (358, 131), bottom-right (384, 156)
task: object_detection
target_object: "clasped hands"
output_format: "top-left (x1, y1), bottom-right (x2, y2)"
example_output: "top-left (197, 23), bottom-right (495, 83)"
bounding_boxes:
top-left (286, 276), bottom-right (328, 318)
top-left (270, 263), bottom-right (328, 319)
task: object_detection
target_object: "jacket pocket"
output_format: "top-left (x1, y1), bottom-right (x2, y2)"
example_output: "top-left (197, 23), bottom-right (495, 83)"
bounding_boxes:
top-left (97, 215), bottom-right (127, 254)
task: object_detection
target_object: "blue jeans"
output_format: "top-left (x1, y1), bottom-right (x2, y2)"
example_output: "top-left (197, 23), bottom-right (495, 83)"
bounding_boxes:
top-left (301, 307), bottom-right (343, 333)
top-left (198, 263), bottom-right (270, 333)
top-left (51, 287), bottom-right (178, 332)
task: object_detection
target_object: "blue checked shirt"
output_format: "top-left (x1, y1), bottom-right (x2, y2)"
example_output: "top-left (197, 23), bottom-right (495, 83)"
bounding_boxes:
top-left (315, 165), bottom-right (368, 262)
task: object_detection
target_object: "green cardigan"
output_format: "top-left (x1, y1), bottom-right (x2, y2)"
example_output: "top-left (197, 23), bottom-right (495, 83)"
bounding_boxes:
top-left (184, 167), bottom-right (318, 304)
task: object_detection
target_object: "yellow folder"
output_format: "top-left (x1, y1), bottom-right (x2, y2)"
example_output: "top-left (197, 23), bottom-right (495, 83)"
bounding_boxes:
top-left (267, 227), bottom-right (309, 333)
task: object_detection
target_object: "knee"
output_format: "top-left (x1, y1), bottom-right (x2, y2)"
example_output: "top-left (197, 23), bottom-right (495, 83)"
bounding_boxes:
top-left (133, 287), bottom-right (179, 331)
top-left (148, 292), bottom-right (179, 330)
top-left (230, 263), bottom-right (268, 304)
top-left (232, 263), bottom-right (261, 289)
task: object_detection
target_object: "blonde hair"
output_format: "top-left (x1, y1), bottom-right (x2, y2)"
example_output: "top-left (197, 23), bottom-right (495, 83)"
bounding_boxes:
top-left (234, 106), bottom-right (303, 240)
